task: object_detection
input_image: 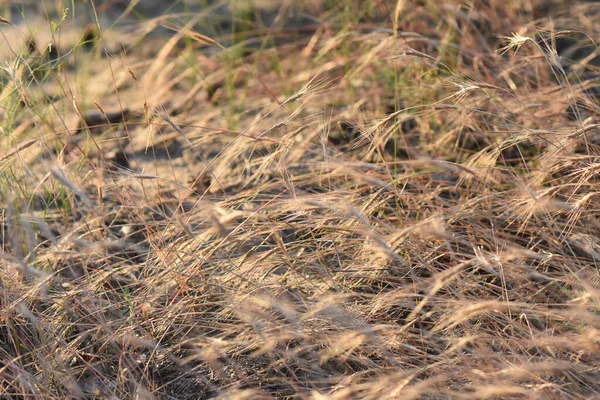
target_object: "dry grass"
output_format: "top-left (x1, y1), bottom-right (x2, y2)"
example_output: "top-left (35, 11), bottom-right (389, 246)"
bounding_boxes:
top-left (1, 0), bottom-right (600, 398)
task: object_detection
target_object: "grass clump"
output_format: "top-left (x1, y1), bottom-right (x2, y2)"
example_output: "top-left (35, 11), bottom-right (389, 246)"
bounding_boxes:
top-left (1, 0), bottom-right (600, 398)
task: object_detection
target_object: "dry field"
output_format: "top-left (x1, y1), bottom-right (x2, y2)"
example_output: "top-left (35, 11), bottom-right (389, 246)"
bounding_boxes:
top-left (1, 0), bottom-right (600, 398)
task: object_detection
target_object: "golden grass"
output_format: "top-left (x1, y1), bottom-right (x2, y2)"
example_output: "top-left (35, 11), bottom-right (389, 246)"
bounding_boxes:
top-left (1, 0), bottom-right (599, 398)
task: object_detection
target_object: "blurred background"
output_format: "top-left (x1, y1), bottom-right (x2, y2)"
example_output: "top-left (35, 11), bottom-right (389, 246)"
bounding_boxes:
top-left (1, 0), bottom-right (324, 29)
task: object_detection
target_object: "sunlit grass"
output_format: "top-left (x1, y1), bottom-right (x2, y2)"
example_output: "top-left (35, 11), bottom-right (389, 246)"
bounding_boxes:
top-left (1, 0), bottom-right (599, 398)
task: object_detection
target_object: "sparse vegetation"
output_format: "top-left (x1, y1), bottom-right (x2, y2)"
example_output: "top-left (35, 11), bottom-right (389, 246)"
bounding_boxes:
top-left (1, 0), bottom-right (599, 398)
